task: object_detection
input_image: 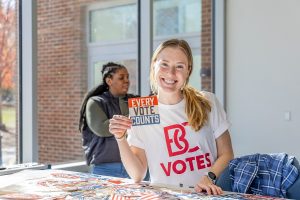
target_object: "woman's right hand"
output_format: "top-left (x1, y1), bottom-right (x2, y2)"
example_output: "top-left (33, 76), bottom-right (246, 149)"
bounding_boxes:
top-left (109, 115), bottom-right (132, 138)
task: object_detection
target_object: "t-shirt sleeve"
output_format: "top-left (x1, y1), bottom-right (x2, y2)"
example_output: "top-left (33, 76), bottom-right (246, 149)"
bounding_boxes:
top-left (127, 126), bottom-right (145, 150)
top-left (205, 92), bottom-right (231, 139)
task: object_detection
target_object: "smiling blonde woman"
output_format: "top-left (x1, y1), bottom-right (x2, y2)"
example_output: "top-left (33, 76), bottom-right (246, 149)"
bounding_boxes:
top-left (109, 39), bottom-right (234, 195)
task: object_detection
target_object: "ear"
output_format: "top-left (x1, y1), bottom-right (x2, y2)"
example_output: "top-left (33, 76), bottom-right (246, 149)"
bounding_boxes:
top-left (105, 77), bottom-right (112, 86)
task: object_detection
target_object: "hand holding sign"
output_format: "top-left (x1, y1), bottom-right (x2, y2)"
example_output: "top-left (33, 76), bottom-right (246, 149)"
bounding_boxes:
top-left (128, 96), bottom-right (160, 126)
top-left (109, 115), bottom-right (132, 139)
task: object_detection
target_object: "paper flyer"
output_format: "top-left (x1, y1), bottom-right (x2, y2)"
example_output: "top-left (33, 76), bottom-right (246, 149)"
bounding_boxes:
top-left (0, 169), bottom-right (285, 199)
top-left (128, 96), bottom-right (160, 126)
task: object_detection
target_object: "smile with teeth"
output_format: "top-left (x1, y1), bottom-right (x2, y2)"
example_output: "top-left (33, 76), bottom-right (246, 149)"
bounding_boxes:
top-left (162, 78), bottom-right (177, 84)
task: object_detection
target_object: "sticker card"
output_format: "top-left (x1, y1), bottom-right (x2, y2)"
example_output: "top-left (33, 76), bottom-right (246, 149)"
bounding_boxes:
top-left (128, 96), bottom-right (160, 126)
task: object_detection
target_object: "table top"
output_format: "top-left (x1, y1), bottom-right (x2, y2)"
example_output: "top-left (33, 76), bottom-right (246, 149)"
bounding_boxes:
top-left (0, 169), bottom-right (286, 199)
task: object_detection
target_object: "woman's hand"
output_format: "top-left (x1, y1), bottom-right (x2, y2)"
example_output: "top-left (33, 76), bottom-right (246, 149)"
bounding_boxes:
top-left (109, 115), bottom-right (132, 139)
top-left (194, 175), bottom-right (223, 195)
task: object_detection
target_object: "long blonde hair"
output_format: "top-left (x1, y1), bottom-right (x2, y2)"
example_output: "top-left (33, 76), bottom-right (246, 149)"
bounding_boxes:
top-left (150, 39), bottom-right (211, 131)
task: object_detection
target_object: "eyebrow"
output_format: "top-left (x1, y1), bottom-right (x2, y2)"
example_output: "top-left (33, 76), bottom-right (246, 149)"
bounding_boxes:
top-left (159, 59), bottom-right (170, 63)
top-left (158, 59), bottom-right (187, 65)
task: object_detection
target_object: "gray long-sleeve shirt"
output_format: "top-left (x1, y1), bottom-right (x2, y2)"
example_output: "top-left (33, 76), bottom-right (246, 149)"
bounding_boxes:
top-left (85, 95), bottom-right (129, 137)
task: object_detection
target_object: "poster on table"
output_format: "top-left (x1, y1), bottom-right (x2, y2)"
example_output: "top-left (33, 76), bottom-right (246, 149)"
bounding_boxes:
top-left (0, 169), bottom-right (285, 199)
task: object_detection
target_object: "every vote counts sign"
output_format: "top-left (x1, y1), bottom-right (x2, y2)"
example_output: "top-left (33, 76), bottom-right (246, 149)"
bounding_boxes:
top-left (128, 96), bottom-right (160, 126)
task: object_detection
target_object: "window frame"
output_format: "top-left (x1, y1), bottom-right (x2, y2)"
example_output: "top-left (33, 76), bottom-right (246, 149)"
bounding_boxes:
top-left (20, 0), bottom-right (225, 163)
top-left (213, 0), bottom-right (226, 106)
top-left (86, 1), bottom-right (139, 92)
top-left (20, 0), bottom-right (38, 163)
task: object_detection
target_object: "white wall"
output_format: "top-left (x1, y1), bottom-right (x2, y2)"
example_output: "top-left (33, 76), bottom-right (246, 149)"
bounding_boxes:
top-left (226, 0), bottom-right (300, 159)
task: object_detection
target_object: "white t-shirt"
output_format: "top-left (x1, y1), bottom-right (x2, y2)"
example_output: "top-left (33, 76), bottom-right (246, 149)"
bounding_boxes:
top-left (127, 91), bottom-right (230, 188)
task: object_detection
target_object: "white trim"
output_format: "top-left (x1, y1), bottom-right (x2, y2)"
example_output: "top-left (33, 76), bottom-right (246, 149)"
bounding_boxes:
top-left (21, 0), bottom-right (38, 162)
top-left (85, 5), bottom-right (93, 89)
top-left (139, 0), bottom-right (152, 96)
top-left (51, 161), bottom-right (89, 173)
top-left (87, 0), bottom-right (136, 11)
top-left (88, 39), bottom-right (137, 47)
top-left (0, 163), bottom-right (48, 176)
top-left (214, 0), bottom-right (226, 107)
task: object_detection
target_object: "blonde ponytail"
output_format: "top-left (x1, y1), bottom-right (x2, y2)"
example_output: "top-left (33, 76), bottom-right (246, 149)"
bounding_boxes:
top-left (182, 86), bottom-right (211, 131)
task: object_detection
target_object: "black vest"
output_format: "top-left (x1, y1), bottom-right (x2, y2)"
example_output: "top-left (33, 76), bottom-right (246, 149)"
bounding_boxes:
top-left (82, 92), bottom-right (136, 165)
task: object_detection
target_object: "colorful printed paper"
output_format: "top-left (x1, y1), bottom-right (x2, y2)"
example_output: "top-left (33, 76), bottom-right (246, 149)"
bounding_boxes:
top-left (0, 169), bottom-right (286, 200)
top-left (128, 96), bottom-right (160, 126)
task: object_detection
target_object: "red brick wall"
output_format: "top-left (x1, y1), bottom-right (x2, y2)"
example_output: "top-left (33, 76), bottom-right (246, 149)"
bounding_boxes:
top-left (37, 0), bottom-right (212, 164)
top-left (201, 0), bottom-right (212, 92)
top-left (37, 0), bottom-right (97, 163)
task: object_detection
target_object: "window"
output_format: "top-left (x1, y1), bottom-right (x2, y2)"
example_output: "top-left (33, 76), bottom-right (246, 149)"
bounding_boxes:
top-left (0, 0), bottom-right (18, 165)
top-left (89, 4), bottom-right (137, 42)
top-left (153, 0), bottom-right (203, 91)
top-left (88, 0), bottom-right (207, 93)
top-left (92, 60), bottom-right (137, 93)
top-left (19, 0), bottom-right (213, 164)
top-left (153, 0), bottom-right (201, 36)
top-left (88, 1), bottom-right (138, 94)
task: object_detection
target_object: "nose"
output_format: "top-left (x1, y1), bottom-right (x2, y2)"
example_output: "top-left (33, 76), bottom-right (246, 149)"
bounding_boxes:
top-left (124, 77), bottom-right (129, 83)
top-left (167, 66), bottom-right (176, 75)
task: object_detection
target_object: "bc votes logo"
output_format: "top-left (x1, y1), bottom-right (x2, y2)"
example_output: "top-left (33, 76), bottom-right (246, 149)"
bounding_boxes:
top-left (160, 122), bottom-right (211, 176)
top-left (164, 122), bottom-right (200, 157)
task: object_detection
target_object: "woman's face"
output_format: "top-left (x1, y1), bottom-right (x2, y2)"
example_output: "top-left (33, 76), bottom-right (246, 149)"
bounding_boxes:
top-left (154, 47), bottom-right (190, 95)
top-left (106, 68), bottom-right (130, 96)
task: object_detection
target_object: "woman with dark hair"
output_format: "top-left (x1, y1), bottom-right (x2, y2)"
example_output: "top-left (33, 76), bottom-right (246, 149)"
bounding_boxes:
top-left (79, 62), bottom-right (137, 177)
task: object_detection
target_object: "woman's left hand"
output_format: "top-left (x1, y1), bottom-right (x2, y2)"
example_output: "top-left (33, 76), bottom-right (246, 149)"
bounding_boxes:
top-left (194, 175), bottom-right (223, 195)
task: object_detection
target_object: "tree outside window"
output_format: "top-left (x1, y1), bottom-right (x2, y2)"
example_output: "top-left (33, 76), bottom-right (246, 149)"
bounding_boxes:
top-left (0, 0), bottom-right (17, 165)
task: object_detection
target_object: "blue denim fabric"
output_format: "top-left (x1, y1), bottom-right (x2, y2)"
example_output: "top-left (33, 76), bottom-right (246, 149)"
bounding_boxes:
top-left (91, 162), bottom-right (129, 178)
top-left (92, 163), bottom-right (151, 181)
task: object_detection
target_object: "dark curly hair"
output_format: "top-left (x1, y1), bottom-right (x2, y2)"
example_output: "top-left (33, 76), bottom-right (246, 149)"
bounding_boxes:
top-left (79, 62), bottom-right (126, 132)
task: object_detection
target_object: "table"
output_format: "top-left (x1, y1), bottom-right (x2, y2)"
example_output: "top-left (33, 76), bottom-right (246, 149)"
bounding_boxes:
top-left (0, 169), bottom-right (285, 199)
